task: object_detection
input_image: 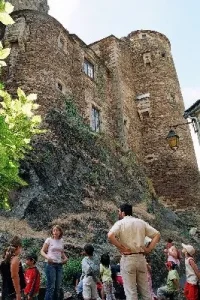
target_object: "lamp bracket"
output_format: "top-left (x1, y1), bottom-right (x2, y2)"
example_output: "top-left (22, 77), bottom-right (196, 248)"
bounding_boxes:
top-left (170, 121), bottom-right (193, 129)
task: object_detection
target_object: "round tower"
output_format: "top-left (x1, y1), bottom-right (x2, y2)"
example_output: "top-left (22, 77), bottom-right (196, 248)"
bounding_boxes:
top-left (7, 0), bottom-right (49, 13)
top-left (128, 30), bottom-right (200, 207)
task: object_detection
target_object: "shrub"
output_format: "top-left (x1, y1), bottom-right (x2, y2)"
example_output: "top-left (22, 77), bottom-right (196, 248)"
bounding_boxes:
top-left (63, 257), bottom-right (82, 284)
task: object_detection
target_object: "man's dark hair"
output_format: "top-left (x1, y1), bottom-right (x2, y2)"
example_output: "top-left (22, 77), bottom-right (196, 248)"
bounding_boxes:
top-left (84, 244), bottom-right (94, 256)
top-left (120, 204), bottom-right (132, 216)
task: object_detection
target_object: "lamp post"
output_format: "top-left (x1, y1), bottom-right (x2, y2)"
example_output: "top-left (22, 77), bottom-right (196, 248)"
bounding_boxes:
top-left (166, 121), bottom-right (193, 150)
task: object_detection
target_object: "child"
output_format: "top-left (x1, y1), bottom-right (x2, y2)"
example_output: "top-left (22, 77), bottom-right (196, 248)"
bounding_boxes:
top-left (167, 245), bottom-right (181, 266)
top-left (157, 261), bottom-right (179, 300)
top-left (100, 253), bottom-right (115, 300)
top-left (24, 253), bottom-right (40, 300)
top-left (81, 244), bottom-right (100, 300)
top-left (182, 243), bottom-right (200, 300)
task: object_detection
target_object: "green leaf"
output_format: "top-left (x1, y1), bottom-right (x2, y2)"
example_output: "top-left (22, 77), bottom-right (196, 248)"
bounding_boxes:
top-left (27, 94), bottom-right (37, 101)
top-left (0, 12), bottom-right (14, 25)
top-left (0, 47), bottom-right (10, 59)
top-left (4, 2), bottom-right (14, 14)
top-left (0, 60), bottom-right (7, 67)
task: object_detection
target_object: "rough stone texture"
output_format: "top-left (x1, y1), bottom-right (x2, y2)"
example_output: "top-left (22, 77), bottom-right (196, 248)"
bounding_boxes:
top-left (2, 8), bottom-right (200, 209)
top-left (11, 109), bottom-right (150, 229)
top-left (8, 0), bottom-right (49, 13)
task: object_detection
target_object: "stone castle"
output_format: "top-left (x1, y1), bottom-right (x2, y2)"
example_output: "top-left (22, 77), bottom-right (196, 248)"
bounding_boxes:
top-left (3, 0), bottom-right (200, 207)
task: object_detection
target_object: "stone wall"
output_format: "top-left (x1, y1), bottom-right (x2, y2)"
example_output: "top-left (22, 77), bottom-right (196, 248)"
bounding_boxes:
top-left (3, 10), bottom-right (116, 139)
top-left (8, 0), bottom-right (49, 13)
top-left (127, 30), bottom-right (200, 206)
top-left (2, 10), bottom-right (200, 207)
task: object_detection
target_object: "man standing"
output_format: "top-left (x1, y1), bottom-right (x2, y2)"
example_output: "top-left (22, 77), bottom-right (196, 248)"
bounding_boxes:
top-left (108, 203), bottom-right (160, 300)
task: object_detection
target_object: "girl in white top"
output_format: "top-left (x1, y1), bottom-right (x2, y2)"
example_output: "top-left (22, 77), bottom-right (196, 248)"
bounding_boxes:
top-left (41, 225), bottom-right (67, 300)
top-left (182, 243), bottom-right (200, 300)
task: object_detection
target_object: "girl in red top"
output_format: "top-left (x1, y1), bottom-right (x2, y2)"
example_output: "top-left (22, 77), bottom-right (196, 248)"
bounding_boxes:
top-left (24, 253), bottom-right (40, 300)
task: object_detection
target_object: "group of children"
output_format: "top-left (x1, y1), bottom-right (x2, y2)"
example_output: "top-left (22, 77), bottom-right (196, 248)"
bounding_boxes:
top-left (76, 244), bottom-right (121, 300)
top-left (155, 239), bottom-right (200, 300)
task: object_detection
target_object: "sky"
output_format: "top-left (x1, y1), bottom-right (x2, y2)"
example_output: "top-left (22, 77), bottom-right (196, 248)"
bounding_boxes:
top-left (48, 0), bottom-right (200, 167)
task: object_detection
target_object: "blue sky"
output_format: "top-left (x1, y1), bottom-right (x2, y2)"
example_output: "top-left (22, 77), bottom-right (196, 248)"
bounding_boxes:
top-left (49, 0), bottom-right (200, 166)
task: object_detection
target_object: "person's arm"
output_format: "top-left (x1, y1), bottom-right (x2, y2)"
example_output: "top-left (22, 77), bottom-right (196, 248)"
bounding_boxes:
top-left (61, 251), bottom-right (68, 264)
top-left (107, 231), bottom-right (132, 254)
top-left (189, 259), bottom-right (200, 280)
top-left (40, 241), bottom-right (53, 263)
top-left (10, 257), bottom-right (21, 300)
top-left (172, 278), bottom-right (179, 290)
top-left (143, 232), bottom-right (160, 254)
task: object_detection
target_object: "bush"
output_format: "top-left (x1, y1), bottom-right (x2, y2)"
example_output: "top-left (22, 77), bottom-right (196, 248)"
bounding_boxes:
top-left (63, 257), bottom-right (82, 284)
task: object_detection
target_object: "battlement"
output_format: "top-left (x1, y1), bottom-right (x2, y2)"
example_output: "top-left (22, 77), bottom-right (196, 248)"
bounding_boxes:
top-left (127, 30), bottom-right (171, 49)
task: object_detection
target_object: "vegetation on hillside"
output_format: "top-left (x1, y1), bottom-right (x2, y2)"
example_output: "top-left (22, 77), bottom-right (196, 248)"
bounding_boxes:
top-left (0, 0), bottom-right (43, 207)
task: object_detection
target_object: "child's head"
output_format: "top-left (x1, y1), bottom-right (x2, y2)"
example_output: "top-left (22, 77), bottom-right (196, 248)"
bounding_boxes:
top-left (84, 244), bottom-right (94, 256)
top-left (182, 243), bottom-right (195, 257)
top-left (165, 261), bottom-right (177, 271)
top-left (167, 238), bottom-right (173, 243)
top-left (168, 245), bottom-right (179, 259)
top-left (5, 236), bottom-right (22, 262)
top-left (101, 253), bottom-right (110, 268)
top-left (25, 253), bottom-right (38, 266)
top-left (51, 225), bottom-right (63, 239)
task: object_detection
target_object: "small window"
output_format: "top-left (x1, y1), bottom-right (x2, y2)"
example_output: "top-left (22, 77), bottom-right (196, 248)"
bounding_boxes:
top-left (142, 34), bottom-right (147, 38)
top-left (58, 34), bottom-right (66, 51)
top-left (59, 38), bottom-right (65, 49)
top-left (161, 52), bottom-right (166, 58)
top-left (84, 59), bottom-right (94, 79)
top-left (91, 106), bottom-right (100, 132)
top-left (57, 82), bottom-right (63, 91)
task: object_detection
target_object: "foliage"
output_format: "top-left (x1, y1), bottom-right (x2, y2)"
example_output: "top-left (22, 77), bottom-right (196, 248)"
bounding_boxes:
top-left (0, 0), bottom-right (14, 25)
top-left (0, 1), bottom-right (44, 205)
top-left (65, 99), bottom-right (91, 133)
top-left (63, 257), bottom-right (82, 283)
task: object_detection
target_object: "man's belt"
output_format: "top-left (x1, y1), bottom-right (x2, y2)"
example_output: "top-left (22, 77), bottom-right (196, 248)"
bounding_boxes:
top-left (122, 252), bottom-right (144, 255)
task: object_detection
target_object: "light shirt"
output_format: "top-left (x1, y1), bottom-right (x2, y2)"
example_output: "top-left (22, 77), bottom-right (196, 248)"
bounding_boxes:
top-left (109, 216), bottom-right (159, 253)
top-left (82, 255), bottom-right (100, 282)
top-left (185, 257), bottom-right (198, 284)
top-left (167, 269), bottom-right (179, 292)
top-left (100, 264), bottom-right (112, 282)
top-left (45, 237), bottom-right (64, 263)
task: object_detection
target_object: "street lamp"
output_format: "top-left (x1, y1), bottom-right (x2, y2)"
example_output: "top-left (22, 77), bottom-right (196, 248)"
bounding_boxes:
top-left (166, 129), bottom-right (179, 150)
top-left (166, 121), bottom-right (193, 150)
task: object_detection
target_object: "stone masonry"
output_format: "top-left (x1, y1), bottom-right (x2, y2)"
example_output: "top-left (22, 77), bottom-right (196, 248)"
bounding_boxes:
top-left (2, 0), bottom-right (200, 207)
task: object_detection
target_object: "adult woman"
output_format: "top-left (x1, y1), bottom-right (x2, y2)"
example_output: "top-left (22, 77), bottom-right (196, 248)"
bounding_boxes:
top-left (40, 225), bottom-right (67, 300)
top-left (0, 236), bottom-right (25, 300)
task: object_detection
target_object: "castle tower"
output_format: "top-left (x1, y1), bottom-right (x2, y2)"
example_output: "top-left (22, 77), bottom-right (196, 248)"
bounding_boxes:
top-left (128, 30), bottom-right (200, 206)
top-left (7, 0), bottom-right (49, 13)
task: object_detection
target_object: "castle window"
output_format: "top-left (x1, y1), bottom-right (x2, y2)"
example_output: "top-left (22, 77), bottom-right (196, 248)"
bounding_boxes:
top-left (142, 34), bottom-right (147, 39)
top-left (84, 59), bottom-right (94, 79)
top-left (161, 52), bottom-right (166, 58)
top-left (58, 34), bottom-right (67, 52)
top-left (91, 106), bottom-right (100, 132)
top-left (143, 52), bottom-right (152, 66)
top-left (57, 82), bottom-right (63, 91)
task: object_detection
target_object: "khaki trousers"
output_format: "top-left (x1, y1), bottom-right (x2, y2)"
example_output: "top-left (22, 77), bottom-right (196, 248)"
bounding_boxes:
top-left (120, 254), bottom-right (151, 300)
